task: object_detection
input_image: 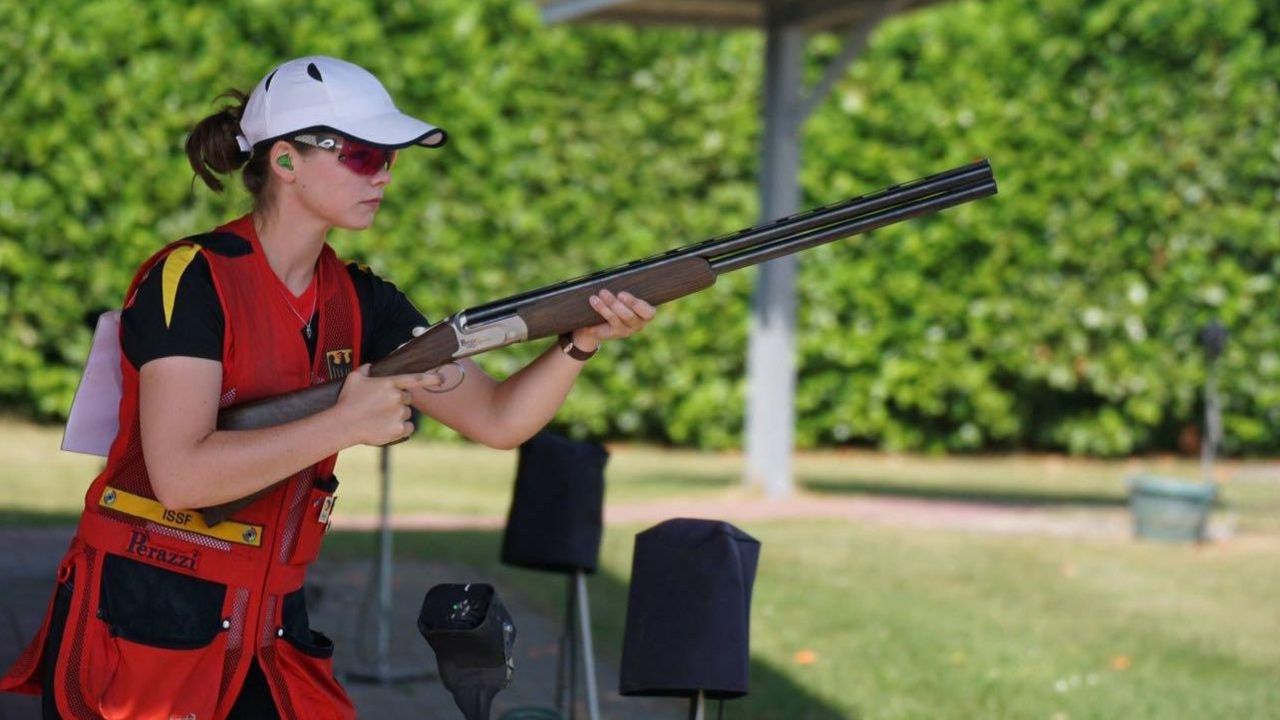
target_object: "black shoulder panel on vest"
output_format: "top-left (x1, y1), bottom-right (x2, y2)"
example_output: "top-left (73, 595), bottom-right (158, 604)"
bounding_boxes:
top-left (183, 232), bottom-right (253, 258)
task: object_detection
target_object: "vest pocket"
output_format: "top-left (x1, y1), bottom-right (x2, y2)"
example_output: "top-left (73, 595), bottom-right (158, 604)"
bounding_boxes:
top-left (97, 632), bottom-right (228, 719)
top-left (280, 587), bottom-right (335, 659)
top-left (269, 588), bottom-right (356, 719)
top-left (99, 553), bottom-right (226, 648)
top-left (271, 640), bottom-right (356, 719)
top-left (287, 475), bottom-right (339, 566)
top-left (92, 553), bottom-right (229, 719)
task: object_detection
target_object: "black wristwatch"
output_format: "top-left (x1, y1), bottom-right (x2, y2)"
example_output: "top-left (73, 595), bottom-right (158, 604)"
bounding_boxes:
top-left (558, 332), bottom-right (598, 362)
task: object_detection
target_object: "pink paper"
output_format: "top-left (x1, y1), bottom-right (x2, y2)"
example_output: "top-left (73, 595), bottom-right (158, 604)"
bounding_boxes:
top-left (62, 311), bottom-right (123, 457)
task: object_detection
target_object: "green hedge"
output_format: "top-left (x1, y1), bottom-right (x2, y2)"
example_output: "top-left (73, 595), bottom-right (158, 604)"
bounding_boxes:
top-left (2, 0), bottom-right (1278, 454)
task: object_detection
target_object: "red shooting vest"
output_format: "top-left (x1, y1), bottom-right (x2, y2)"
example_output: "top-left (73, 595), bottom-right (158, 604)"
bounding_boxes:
top-left (1, 215), bottom-right (362, 719)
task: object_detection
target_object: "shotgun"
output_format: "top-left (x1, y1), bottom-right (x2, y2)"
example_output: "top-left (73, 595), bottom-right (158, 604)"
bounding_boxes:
top-left (201, 159), bottom-right (997, 524)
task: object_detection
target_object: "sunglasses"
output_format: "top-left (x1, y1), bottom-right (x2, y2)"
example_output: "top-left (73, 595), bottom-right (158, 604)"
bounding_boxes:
top-left (292, 133), bottom-right (398, 176)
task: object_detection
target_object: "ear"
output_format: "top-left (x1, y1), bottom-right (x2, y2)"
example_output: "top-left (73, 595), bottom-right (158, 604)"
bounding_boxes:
top-left (268, 141), bottom-right (297, 183)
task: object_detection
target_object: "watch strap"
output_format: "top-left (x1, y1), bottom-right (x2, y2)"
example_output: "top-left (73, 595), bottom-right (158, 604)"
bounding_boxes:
top-left (558, 332), bottom-right (598, 361)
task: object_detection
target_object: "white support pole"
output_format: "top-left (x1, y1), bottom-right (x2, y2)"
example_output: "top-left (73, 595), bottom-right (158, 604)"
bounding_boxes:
top-left (745, 5), bottom-right (893, 498)
top-left (744, 21), bottom-right (804, 498)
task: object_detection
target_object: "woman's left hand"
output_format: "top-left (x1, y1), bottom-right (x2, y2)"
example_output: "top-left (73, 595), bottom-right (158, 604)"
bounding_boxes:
top-left (573, 289), bottom-right (657, 351)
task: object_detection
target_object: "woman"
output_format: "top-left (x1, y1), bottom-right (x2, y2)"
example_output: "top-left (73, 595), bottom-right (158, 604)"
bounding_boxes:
top-left (1, 55), bottom-right (655, 719)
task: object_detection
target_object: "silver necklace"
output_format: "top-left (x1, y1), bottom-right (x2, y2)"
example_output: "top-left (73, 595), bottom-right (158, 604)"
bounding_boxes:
top-left (276, 276), bottom-right (318, 339)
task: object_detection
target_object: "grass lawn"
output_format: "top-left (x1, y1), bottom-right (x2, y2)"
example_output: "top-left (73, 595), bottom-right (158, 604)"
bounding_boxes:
top-left (4, 418), bottom-right (1278, 717)
top-left (324, 521), bottom-right (1280, 720)
top-left (5, 417), bottom-right (1277, 532)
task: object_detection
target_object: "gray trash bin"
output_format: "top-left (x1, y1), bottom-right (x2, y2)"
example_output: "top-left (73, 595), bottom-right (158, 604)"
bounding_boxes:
top-left (1127, 474), bottom-right (1216, 542)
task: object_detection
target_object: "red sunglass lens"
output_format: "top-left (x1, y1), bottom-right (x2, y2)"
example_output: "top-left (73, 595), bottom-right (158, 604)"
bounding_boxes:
top-left (338, 140), bottom-right (395, 175)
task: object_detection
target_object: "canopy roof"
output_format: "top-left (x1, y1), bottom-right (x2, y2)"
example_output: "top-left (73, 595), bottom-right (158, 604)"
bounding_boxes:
top-left (538, 0), bottom-right (944, 31)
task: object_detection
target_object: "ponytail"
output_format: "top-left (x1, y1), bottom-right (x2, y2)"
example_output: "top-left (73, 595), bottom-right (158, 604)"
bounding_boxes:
top-left (184, 89), bottom-right (272, 196)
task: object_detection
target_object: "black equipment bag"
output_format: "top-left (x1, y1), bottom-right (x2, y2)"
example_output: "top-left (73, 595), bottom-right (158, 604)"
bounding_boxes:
top-left (501, 431), bottom-right (608, 574)
top-left (618, 518), bottom-right (760, 699)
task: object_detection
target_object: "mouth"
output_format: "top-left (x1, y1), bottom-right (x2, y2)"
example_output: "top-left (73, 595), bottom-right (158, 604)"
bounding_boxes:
top-left (361, 198), bottom-right (382, 208)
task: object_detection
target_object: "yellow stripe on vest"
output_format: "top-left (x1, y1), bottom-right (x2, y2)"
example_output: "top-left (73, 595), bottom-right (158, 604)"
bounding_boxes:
top-left (161, 244), bottom-right (202, 328)
top-left (99, 486), bottom-right (263, 547)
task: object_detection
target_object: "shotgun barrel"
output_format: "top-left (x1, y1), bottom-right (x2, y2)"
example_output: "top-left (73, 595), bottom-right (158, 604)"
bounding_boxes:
top-left (464, 160), bottom-right (993, 324)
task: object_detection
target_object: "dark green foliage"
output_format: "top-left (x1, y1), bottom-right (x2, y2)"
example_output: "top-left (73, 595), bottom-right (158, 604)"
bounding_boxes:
top-left (797, 0), bottom-right (1280, 454)
top-left (2, 0), bottom-right (1276, 455)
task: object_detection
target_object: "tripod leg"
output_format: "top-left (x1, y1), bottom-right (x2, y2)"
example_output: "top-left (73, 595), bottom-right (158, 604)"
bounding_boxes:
top-left (566, 575), bottom-right (579, 720)
top-left (554, 584), bottom-right (566, 712)
top-left (687, 691), bottom-right (706, 720)
top-left (346, 446), bottom-right (431, 685)
top-left (555, 574), bottom-right (574, 716)
top-left (575, 571), bottom-right (601, 720)
top-left (375, 445), bottom-right (393, 680)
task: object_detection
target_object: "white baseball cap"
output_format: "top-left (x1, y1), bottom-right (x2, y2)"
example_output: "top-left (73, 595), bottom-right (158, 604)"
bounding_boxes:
top-left (236, 56), bottom-right (446, 152)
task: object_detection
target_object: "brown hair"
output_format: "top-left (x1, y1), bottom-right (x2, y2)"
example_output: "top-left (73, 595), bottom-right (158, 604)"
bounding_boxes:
top-left (184, 89), bottom-right (313, 201)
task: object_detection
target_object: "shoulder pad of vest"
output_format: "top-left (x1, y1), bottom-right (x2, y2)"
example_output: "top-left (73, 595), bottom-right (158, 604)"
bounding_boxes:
top-left (344, 259), bottom-right (373, 275)
top-left (181, 232), bottom-right (252, 258)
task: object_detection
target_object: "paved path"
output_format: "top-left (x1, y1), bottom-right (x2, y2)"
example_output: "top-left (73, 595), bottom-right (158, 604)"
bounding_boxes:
top-left (0, 526), bottom-right (682, 720)
top-left (0, 526), bottom-right (75, 720)
top-left (336, 493), bottom-right (1140, 537)
top-left (334, 492), bottom-right (1237, 541)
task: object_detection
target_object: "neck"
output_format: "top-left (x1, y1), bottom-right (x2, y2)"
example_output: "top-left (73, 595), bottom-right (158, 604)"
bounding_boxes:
top-left (253, 204), bottom-right (327, 294)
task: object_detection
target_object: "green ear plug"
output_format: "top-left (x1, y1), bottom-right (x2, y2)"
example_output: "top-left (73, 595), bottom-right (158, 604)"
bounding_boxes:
top-left (277, 154), bottom-right (293, 170)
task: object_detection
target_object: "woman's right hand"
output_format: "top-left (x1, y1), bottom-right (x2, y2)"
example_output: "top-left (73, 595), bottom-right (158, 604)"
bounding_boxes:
top-left (335, 364), bottom-right (445, 446)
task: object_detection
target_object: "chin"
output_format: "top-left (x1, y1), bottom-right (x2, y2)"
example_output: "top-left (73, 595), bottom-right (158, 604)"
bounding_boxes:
top-left (337, 213), bottom-right (377, 231)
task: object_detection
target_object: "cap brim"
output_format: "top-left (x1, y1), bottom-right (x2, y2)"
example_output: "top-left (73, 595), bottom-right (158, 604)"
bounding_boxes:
top-left (336, 111), bottom-right (447, 149)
